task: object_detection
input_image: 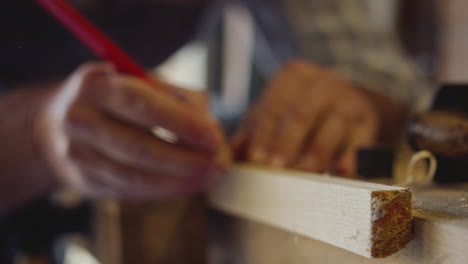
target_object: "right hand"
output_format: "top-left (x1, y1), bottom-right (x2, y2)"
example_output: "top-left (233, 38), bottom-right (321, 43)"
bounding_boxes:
top-left (231, 60), bottom-right (379, 177)
top-left (36, 63), bottom-right (230, 199)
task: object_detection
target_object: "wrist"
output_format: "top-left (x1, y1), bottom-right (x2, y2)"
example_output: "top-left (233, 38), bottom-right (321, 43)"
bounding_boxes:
top-left (0, 82), bottom-right (60, 215)
top-left (32, 82), bottom-right (64, 185)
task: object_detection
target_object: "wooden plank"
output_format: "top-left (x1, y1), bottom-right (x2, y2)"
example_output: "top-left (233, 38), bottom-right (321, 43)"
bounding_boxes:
top-left (209, 166), bottom-right (413, 258)
top-left (209, 187), bottom-right (468, 264)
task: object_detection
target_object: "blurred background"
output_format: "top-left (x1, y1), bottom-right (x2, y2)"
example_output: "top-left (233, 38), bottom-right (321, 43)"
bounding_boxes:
top-left (3, 0), bottom-right (468, 263)
top-left (159, 0), bottom-right (466, 124)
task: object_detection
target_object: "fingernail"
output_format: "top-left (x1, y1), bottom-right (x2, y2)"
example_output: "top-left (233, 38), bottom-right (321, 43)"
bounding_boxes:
top-left (251, 148), bottom-right (267, 163)
top-left (270, 155), bottom-right (286, 168)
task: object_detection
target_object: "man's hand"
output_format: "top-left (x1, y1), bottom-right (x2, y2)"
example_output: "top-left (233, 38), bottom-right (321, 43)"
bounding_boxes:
top-left (37, 63), bottom-right (230, 199)
top-left (232, 60), bottom-right (382, 177)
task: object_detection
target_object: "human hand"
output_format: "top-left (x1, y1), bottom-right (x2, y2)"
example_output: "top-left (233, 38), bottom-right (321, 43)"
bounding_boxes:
top-left (232, 60), bottom-right (379, 177)
top-left (37, 62), bottom-right (230, 199)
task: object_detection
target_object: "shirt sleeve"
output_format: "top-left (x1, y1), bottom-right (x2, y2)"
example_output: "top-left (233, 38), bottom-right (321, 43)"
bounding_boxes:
top-left (246, 0), bottom-right (434, 112)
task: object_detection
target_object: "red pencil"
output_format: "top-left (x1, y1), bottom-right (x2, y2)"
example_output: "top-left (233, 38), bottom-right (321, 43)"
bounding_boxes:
top-left (34, 0), bottom-right (164, 90)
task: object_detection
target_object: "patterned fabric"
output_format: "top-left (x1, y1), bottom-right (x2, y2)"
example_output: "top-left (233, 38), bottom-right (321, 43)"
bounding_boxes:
top-left (247, 0), bottom-right (434, 112)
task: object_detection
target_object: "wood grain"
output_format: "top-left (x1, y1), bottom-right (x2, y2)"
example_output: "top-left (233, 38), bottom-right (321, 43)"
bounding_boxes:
top-left (95, 197), bottom-right (207, 264)
top-left (209, 186), bottom-right (468, 264)
top-left (209, 165), bottom-right (413, 258)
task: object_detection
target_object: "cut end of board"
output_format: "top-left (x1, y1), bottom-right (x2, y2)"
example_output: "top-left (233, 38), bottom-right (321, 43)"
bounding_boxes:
top-left (370, 189), bottom-right (413, 258)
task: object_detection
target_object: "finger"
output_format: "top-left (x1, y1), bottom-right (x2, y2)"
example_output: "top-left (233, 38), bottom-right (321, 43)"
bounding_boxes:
top-left (65, 104), bottom-right (224, 179)
top-left (61, 156), bottom-right (122, 199)
top-left (67, 141), bottom-right (207, 199)
top-left (230, 125), bottom-right (248, 160)
top-left (211, 144), bottom-right (232, 184)
top-left (230, 123), bottom-right (249, 160)
top-left (294, 113), bottom-right (346, 172)
top-left (72, 64), bottom-right (221, 153)
top-left (245, 107), bottom-right (276, 163)
top-left (246, 62), bottom-right (320, 164)
top-left (157, 79), bottom-right (210, 111)
top-left (230, 105), bottom-right (260, 159)
top-left (259, 60), bottom-right (321, 105)
top-left (265, 77), bottom-right (333, 168)
top-left (335, 121), bottom-right (377, 177)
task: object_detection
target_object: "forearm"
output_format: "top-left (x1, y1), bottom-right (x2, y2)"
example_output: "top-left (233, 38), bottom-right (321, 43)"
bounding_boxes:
top-left (0, 84), bottom-right (57, 217)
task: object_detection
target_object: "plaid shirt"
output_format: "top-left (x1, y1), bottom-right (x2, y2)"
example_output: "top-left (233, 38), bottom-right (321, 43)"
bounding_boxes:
top-left (247, 0), bottom-right (434, 112)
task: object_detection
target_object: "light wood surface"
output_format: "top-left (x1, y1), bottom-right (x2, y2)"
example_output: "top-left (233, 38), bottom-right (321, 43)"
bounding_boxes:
top-left (209, 166), bottom-right (413, 258)
top-left (209, 173), bottom-right (468, 264)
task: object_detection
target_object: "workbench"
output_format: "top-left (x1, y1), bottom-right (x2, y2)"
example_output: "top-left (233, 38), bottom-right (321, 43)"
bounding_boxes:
top-left (95, 166), bottom-right (468, 264)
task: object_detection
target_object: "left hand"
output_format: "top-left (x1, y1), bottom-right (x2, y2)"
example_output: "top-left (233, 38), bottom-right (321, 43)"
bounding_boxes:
top-left (37, 63), bottom-right (230, 199)
top-left (231, 60), bottom-right (380, 177)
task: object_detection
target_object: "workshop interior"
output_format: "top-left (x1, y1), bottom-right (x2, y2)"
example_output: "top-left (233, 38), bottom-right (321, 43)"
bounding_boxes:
top-left (0, 0), bottom-right (467, 263)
